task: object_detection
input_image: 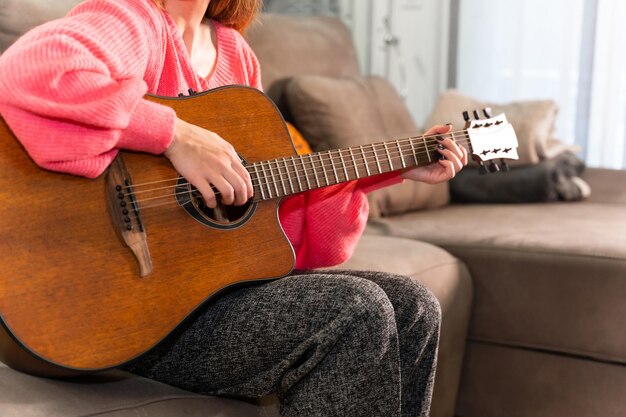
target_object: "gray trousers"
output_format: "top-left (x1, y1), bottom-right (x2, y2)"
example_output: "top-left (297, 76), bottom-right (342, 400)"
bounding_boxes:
top-left (124, 270), bottom-right (441, 417)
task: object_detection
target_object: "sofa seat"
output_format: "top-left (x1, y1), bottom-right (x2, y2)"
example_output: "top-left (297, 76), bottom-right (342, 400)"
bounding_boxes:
top-left (0, 363), bottom-right (279, 417)
top-left (368, 201), bottom-right (626, 365)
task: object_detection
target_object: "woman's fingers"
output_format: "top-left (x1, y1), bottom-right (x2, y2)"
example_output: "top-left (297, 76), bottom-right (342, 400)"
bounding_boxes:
top-left (436, 142), bottom-right (464, 167)
top-left (223, 166), bottom-right (251, 206)
top-left (165, 118), bottom-right (253, 208)
top-left (189, 174), bottom-right (218, 208)
top-left (231, 157), bottom-right (254, 201)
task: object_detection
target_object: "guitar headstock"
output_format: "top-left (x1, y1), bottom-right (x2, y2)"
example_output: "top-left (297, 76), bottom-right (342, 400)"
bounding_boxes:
top-left (463, 109), bottom-right (519, 174)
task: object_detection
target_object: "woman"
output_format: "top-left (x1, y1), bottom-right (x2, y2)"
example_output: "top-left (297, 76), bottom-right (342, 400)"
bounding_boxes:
top-left (0, 0), bottom-right (468, 416)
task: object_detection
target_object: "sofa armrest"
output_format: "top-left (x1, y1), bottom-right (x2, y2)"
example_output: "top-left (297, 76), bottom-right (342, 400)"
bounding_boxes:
top-left (582, 168), bottom-right (626, 204)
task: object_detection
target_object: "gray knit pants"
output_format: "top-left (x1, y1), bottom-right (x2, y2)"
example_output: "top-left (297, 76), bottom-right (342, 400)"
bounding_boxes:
top-left (124, 270), bottom-right (441, 417)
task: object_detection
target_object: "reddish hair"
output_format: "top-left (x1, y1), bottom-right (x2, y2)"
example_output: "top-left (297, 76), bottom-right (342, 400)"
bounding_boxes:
top-left (151, 0), bottom-right (262, 33)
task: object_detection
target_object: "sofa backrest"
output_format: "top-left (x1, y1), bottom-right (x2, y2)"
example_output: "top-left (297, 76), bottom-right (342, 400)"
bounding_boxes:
top-left (246, 13), bottom-right (361, 104)
top-left (0, 0), bottom-right (81, 53)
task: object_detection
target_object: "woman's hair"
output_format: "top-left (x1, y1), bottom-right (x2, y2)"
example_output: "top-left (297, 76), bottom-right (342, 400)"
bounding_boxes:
top-left (151, 0), bottom-right (262, 32)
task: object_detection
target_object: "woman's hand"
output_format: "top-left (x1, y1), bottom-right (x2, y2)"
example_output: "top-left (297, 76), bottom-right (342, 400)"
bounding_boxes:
top-left (401, 124), bottom-right (469, 184)
top-left (164, 118), bottom-right (253, 208)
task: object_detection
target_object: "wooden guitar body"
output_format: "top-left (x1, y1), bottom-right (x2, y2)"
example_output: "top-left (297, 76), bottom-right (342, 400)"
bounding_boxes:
top-left (0, 87), bottom-right (295, 377)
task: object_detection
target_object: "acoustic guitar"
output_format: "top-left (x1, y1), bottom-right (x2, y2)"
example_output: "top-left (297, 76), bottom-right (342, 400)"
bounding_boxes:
top-left (0, 86), bottom-right (518, 377)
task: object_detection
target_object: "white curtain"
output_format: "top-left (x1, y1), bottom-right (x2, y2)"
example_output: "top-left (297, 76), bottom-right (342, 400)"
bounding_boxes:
top-left (586, 0), bottom-right (626, 169)
top-left (457, 0), bottom-right (626, 169)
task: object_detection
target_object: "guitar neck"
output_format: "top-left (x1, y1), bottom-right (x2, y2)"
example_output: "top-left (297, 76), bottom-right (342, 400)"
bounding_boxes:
top-left (248, 130), bottom-right (470, 202)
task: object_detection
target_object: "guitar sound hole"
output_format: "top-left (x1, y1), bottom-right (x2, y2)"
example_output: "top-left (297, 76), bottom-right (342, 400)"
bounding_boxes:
top-left (175, 179), bottom-right (256, 230)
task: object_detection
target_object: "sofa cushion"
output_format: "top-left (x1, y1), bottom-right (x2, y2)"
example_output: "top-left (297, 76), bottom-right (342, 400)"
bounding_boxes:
top-left (285, 75), bottom-right (449, 217)
top-left (0, 363), bottom-right (279, 417)
top-left (424, 89), bottom-right (560, 167)
top-left (368, 202), bottom-right (626, 364)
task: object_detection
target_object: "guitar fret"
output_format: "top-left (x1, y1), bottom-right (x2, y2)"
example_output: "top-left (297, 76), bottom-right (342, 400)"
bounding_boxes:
top-left (372, 144), bottom-right (382, 174)
top-left (253, 164), bottom-right (266, 200)
top-left (269, 161), bottom-right (280, 197)
top-left (383, 142), bottom-right (393, 171)
top-left (275, 160), bottom-right (287, 196)
top-left (260, 162), bottom-right (273, 199)
top-left (349, 148), bottom-right (360, 179)
top-left (283, 158), bottom-right (295, 194)
top-left (422, 136), bottom-right (432, 162)
top-left (360, 146), bottom-right (371, 176)
top-left (329, 150), bottom-right (340, 183)
top-left (339, 149), bottom-right (350, 181)
top-left (301, 156), bottom-right (311, 190)
top-left (319, 153), bottom-right (329, 186)
top-left (396, 140), bottom-right (406, 168)
top-left (410, 138), bottom-right (419, 165)
top-left (310, 155), bottom-right (321, 188)
top-left (292, 156), bottom-right (303, 192)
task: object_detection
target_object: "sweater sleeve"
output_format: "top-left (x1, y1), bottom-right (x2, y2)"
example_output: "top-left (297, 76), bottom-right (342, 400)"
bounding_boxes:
top-left (0, 0), bottom-right (176, 178)
top-left (278, 172), bottom-right (403, 269)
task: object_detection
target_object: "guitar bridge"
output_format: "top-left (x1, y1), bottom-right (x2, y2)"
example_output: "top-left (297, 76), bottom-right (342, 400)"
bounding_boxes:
top-left (106, 156), bottom-right (153, 277)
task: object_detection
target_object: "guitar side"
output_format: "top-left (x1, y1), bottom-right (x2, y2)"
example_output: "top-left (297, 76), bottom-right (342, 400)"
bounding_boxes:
top-left (0, 86), bottom-right (295, 376)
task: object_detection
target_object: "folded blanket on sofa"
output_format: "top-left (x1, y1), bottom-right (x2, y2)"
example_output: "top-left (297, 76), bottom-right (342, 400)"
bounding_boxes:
top-left (450, 152), bottom-right (590, 203)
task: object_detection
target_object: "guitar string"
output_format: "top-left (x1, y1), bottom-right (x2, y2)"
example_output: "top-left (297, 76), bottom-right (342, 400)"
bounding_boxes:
top-left (128, 137), bottom-right (476, 206)
top-left (132, 137), bottom-right (480, 210)
top-left (123, 130), bottom-right (476, 193)
top-left (129, 137), bottom-right (478, 208)
top-left (125, 138), bottom-right (472, 199)
top-left (123, 135), bottom-right (476, 202)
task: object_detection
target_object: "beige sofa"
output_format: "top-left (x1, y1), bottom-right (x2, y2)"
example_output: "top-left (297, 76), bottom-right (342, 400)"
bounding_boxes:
top-left (1, 3), bottom-right (624, 417)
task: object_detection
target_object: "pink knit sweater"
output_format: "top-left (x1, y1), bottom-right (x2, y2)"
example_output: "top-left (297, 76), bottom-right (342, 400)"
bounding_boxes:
top-left (0, 0), bottom-right (401, 269)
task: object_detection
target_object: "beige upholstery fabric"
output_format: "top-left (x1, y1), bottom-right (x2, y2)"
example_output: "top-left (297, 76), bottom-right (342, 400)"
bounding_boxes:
top-left (539, 137), bottom-right (582, 160)
top-left (0, 363), bottom-right (280, 417)
top-left (423, 90), bottom-right (559, 166)
top-left (335, 234), bottom-right (472, 417)
top-left (285, 75), bottom-right (450, 215)
top-left (456, 342), bottom-right (626, 417)
top-left (368, 200), bottom-right (626, 364)
top-left (0, 0), bottom-right (81, 53)
top-left (286, 75), bottom-right (387, 150)
top-left (246, 13), bottom-right (360, 112)
top-left (582, 167), bottom-right (626, 204)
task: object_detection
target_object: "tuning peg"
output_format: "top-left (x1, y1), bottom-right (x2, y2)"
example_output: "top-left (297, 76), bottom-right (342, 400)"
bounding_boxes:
top-left (483, 107), bottom-right (493, 118)
top-left (473, 110), bottom-right (481, 120)
top-left (500, 158), bottom-right (510, 172)
top-left (478, 161), bottom-right (488, 175)
top-left (463, 111), bottom-right (470, 122)
top-left (489, 161), bottom-right (500, 173)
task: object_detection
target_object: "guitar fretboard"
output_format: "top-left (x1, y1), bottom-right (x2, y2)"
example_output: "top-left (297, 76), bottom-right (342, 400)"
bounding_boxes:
top-left (247, 132), bottom-right (468, 202)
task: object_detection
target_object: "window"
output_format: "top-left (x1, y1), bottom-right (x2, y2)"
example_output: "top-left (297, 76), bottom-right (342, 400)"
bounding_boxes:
top-left (456, 0), bottom-right (626, 169)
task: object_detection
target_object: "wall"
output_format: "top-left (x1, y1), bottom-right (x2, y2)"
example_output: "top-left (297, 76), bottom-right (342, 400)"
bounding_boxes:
top-left (344, 0), bottom-right (451, 127)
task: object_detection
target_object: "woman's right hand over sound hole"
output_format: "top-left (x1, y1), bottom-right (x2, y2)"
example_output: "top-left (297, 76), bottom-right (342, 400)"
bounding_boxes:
top-left (164, 117), bottom-right (254, 208)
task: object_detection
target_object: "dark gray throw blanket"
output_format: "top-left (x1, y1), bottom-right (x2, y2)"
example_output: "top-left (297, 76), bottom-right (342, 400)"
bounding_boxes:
top-left (450, 152), bottom-right (587, 203)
